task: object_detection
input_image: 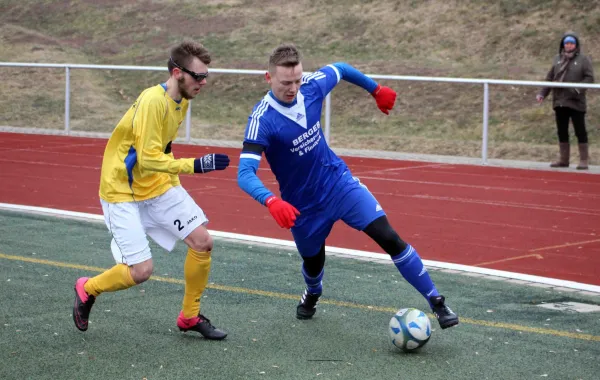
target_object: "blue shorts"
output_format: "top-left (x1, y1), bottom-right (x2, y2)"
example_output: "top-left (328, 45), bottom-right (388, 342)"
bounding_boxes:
top-left (291, 171), bottom-right (386, 257)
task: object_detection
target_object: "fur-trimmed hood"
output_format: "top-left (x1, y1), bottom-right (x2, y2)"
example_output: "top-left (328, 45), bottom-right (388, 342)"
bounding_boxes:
top-left (558, 31), bottom-right (581, 55)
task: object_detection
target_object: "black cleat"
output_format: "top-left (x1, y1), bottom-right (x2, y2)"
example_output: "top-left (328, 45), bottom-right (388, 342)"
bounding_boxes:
top-left (73, 277), bottom-right (96, 331)
top-left (177, 312), bottom-right (227, 340)
top-left (296, 289), bottom-right (321, 320)
top-left (430, 295), bottom-right (459, 329)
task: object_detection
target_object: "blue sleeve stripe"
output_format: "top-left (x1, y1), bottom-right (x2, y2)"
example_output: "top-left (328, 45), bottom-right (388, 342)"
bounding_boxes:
top-left (326, 64), bottom-right (341, 83)
top-left (240, 153), bottom-right (261, 160)
top-left (247, 100), bottom-right (269, 141)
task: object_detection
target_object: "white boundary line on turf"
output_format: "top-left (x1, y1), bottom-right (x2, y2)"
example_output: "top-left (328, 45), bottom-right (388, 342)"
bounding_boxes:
top-left (1, 202), bottom-right (599, 294)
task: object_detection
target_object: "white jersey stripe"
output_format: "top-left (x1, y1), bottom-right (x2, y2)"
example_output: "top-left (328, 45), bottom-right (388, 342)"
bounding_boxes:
top-left (248, 100), bottom-right (268, 140)
top-left (240, 153), bottom-right (261, 160)
top-left (301, 71), bottom-right (326, 84)
top-left (247, 100), bottom-right (269, 140)
top-left (301, 73), bottom-right (315, 83)
top-left (306, 73), bottom-right (326, 82)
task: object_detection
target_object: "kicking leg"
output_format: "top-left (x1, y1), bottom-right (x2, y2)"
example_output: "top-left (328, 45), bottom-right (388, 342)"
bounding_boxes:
top-left (74, 200), bottom-right (149, 332)
top-left (73, 261), bottom-right (139, 332)
top-left (364, 215), bottom-right (459, 329)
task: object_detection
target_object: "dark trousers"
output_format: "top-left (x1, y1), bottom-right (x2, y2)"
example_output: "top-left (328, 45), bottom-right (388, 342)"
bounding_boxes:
top-left (554, 106), bottom-right (588, 144)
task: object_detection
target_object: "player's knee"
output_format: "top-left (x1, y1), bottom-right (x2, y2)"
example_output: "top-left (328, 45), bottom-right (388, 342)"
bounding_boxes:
top-left (185, 228), bottom-right (214, 252)
top-left (302, 245), bottom-right (326, 276)
top-left (382, 227), bottom-right (401, 244)
top-left (380, 228), bottom-right (407, 252)
top-left (130, 260), bottom-right (153, 283)
top-left (364, 217), bottom-right (408, 255)
top-left (189, 238), bottom-right (213, 253)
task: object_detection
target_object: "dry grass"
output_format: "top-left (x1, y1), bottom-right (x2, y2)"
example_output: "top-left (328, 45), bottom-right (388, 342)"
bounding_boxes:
top-left (1, 0), bottom-right (599, 162)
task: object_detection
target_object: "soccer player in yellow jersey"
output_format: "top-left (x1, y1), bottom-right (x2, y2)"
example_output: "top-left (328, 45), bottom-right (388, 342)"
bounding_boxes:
top-left (72, 41), bottom-right (230, 340)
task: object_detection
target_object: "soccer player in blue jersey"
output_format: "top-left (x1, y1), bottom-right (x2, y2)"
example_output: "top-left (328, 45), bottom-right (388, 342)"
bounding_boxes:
top-left (237, 44), bottom-right (459, 329)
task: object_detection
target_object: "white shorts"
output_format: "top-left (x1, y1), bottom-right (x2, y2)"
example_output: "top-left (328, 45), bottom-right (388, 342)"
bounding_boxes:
top-left (100, 186), bottom-right (208, 265)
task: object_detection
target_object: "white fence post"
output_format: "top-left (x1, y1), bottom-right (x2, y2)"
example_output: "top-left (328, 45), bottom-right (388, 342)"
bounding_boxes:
top-left (482, 82), bottom-right (489, 165)
top-left (185, 101), bottom-right (192, 143)
top-left (65, 66), bottom-right (70, 134)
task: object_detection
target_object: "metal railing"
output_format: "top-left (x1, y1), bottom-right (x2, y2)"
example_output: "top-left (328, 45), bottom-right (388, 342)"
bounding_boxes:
top-left (2, 61), bottom-right (599, 164)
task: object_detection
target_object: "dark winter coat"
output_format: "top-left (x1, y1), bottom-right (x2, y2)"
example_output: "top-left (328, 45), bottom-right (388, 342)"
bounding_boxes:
top-left (538, 31), bottom-right (595, 112)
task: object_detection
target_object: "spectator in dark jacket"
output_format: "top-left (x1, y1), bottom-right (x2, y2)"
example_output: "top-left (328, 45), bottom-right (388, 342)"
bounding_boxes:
top-left (537, 31), bottom-right (594, 170)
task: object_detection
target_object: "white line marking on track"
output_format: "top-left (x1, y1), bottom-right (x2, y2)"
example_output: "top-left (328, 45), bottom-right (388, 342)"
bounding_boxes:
top-left (0, 202), bottom-right (598, 294)
top-left (387, 211), bottom-right (594, 237)
top-left (359, 176), bottom-right (600, 199)
top-left (0, 158), bottom-right (100, 170)
top-left (352, 163), bottom-right (446, 176)
top-left (409, 194), bottom-right (600, 216)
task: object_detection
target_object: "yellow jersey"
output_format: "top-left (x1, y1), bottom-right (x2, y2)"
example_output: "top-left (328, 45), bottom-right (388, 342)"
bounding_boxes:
top-left (99, 84), bottom-right (196, 203)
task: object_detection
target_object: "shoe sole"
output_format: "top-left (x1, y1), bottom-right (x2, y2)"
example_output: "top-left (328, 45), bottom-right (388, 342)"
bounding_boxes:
top-left (73, 286), bottom-right (88, 332)
top-left (296, 308), bottom-right (316, 320)
top-left (440, 319), bottom-right (459, 329)
top-left (177, 327), bottom-right (228, 340)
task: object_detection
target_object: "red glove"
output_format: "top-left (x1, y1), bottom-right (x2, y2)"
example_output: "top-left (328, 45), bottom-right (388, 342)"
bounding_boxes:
top-left (371, 84), bottom-right (397, 115)
top-left (265, 196), bottom-right (300, 229)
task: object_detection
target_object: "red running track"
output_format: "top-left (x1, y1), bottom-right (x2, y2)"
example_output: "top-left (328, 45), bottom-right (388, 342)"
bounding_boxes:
top-left (1, 132), bottom-right (599, 285)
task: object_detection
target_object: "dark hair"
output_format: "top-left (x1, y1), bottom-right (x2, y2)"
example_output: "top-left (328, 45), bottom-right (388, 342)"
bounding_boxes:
top-left (168, 41), bottom-right (211, 73)
top-left (268, 44), bottom-right (301, 72)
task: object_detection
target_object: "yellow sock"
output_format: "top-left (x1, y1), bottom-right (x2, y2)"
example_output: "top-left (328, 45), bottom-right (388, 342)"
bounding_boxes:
top-left (84, 263), bottom-right (136, 297)
top-left (181, 248), bottom-right (211, 319)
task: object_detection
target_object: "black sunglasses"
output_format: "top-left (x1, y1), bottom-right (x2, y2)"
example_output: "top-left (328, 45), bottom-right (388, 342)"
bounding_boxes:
top-left (169, 57), bottom-right (209, 82)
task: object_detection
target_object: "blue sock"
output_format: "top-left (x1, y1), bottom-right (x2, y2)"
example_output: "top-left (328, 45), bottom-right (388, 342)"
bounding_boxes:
top-left (302, 265), bottom-right (323, 295)
top-left (390, 245), bottom-right (439, 308)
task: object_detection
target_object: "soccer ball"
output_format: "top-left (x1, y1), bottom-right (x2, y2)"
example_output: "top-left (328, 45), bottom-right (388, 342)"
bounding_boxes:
top-left (388, 308), bottom-right (431, 352)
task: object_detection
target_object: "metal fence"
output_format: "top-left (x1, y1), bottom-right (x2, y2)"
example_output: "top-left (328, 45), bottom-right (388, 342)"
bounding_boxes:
top-left (2, 61), bottom-right (599, 164)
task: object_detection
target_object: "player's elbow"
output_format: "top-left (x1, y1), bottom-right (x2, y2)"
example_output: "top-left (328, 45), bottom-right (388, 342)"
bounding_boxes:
top-left (332, 62), bottom-right (351, 74)
top-left (137, 150), bottom-right (164, 172)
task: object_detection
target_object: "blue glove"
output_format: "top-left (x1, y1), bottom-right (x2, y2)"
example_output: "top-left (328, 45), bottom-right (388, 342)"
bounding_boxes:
top-left (194, 153), bottom-right (230, 173)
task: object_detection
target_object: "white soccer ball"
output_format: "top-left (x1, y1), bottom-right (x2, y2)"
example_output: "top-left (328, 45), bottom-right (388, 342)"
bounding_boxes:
top-left (389, 308), bottom-right (431, 352)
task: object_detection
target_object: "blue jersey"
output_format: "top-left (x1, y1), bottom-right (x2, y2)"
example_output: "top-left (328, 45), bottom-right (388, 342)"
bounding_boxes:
top-left (243, 65), bottom-right (348, 212)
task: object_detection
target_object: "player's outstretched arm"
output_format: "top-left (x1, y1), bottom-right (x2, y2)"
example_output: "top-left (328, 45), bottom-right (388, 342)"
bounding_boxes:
top-left (194, 153), bottom-right (230, 173)
top-left (134, 99), bottom-right (230, 174)
top-left (331, 62), bottom-right (397, 114)
top-left (237, 143), bottom-right (300, 229)
top-left (138, 149), bottom-right (230, 175)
